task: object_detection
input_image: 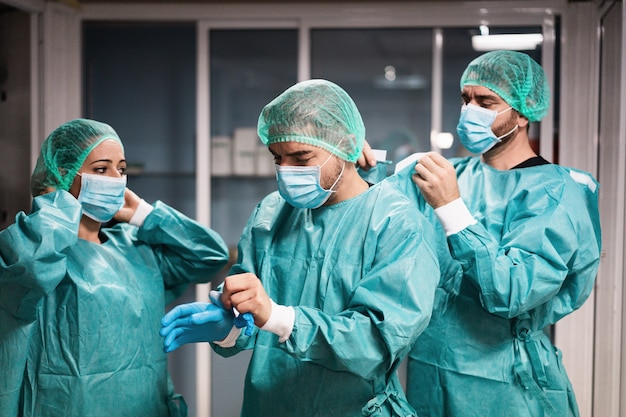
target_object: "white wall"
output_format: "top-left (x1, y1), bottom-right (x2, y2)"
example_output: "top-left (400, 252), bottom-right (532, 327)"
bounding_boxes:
top-left (593, 2), bottom-right (626, 417)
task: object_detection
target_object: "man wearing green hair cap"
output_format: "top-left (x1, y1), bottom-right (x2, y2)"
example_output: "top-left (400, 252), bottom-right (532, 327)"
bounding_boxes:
top-left (160, 79), bottom-right (440, 416)
top-left (389, 51), bottom-right (601, 416)
top-left (0, 118), bottom-right (229, 416)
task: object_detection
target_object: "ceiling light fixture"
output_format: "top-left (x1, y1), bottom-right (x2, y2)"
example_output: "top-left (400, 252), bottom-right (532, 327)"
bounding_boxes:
top-left (384, 65), bottom-right (396, 81)
top-left (471, 33), bottom-right (544, 51)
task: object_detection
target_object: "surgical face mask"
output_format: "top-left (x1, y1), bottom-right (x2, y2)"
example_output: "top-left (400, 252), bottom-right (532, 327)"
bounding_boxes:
top-left (77, 172), bottom-right (127, 222)
top-left (275, 153), bottom-right (345, 209)
top-left (456, 103), bottom-right (518, 154)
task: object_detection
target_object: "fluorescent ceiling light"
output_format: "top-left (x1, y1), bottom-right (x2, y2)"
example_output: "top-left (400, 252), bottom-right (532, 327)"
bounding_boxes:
top-left (471, 34), bottom-right (543, 51)
top-left (373, 75), bottom-right (426, 90)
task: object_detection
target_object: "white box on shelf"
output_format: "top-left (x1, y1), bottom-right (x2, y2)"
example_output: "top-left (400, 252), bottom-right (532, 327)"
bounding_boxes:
top-left (233, 127), bottom-right (258, 176)
top-left (211, 136), bottom-right (232, 176)
top-left (256, 145), bottom-right (275, 177)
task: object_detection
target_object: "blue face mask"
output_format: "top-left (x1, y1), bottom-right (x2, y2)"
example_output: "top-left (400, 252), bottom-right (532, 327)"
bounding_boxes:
top-left (456, 103), bottom-right (518, 154)
top-left (77, 173), bottom-right (127, 222)
top-left (275, 153), bottom-right (345, 209)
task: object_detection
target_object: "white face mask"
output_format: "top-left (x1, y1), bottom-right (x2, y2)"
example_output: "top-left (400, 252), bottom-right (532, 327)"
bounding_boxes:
top-left (77, 173), bottom-right (127, 222)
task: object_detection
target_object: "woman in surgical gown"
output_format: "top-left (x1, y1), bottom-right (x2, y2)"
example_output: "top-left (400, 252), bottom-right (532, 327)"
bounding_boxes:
top-left (0, 119), bottom-right (229, 417)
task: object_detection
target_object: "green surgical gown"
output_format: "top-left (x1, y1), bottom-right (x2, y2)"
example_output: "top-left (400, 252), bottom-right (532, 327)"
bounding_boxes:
top-left (389, 157), bottom-right (601, 417)
top-left (0, 190), bottom-right (229, 417)
top-left (212, 181), bottom-right (440, 417)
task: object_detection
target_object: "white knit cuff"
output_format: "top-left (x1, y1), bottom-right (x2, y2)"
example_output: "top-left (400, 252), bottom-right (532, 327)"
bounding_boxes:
top-left (213, 326), bottom-right (242, 348)
top-left (129, 199), bottom-right (154, 227)
top-left (260, 300), bottom-right (295, 343)
top-left (434, 197), bottom-right (477, 236)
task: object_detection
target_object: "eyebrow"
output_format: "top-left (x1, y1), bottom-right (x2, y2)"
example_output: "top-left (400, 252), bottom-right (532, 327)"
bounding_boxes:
top-left (270, 149), bottom-right (314, 158)
top-left (475, 94), bottom-right (500, 101)
top-left (89, 158), bottom-right (127, 165)
top-left (286, 150), bottom-right (313, 157)
top-left (462, 91), bottom-right (501, 102)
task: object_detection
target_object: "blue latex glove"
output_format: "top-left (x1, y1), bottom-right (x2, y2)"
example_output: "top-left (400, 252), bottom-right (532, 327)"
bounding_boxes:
top-left (233, 309), bottom-right (255, 336)
top-left (160, 292), bottom-right (235, 353)
top-left (208, 291), bottom-right (255, 337)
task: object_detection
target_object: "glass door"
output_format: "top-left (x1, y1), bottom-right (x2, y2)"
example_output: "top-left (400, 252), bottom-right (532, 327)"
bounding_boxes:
top-left (207, 27), bottom-right (298, 417)
top-left (199, 13), bottom-right (554, 417)
top-left (203, 21), bottom-right (550, 416)
top-left (311, 27), bottom-right (433, 172)
top-left (83, 22), bottom-right (198, 217)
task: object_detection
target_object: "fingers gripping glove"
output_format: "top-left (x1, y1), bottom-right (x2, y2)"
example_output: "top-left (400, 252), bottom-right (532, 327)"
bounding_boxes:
top-left (160, 297), bottom-right (235, 353)
top-left (208, 291), bottom-right (255, 336)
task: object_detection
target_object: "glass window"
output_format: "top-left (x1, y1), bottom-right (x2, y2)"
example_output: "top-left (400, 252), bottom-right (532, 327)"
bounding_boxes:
top-left (209, 29), bottom-right (297, 248)
top-left (208, 28), bottom-right (298, 417)
top-left (312, 28), bottom-right (433, 172)
top-left (83, 22), bottom-right (197, 216)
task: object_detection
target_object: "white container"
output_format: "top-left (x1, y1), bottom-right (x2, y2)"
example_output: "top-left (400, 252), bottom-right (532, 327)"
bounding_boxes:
top-left (232, 127), bottom-right (258, 176)
top-left (256, 145), bottom-right (275, 177)
top-left (211, 136), bottom-right (232, 176)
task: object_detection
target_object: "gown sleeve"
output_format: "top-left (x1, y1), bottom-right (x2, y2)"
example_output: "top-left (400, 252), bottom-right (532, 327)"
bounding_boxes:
top-left (448, 169), bottom-right (601, 323)
top-left (214, 188), bottom-right (440, 381)
top-left (0, 190), bottom-right (80, 321)
top-left (388, 160), bottom-right (601, 325)
top-left (284, 207), bottom-right (439, 380)
top-left (135, 201), bottom-right (229, 302)
top-left (0, 190), bottom-right (80, 416)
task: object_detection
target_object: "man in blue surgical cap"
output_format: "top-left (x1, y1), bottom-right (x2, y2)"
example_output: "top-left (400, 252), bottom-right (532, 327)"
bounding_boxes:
top-left (390, 51), bottom-right (601, 416)
top-left (160, 79), bottom-right (440, 416)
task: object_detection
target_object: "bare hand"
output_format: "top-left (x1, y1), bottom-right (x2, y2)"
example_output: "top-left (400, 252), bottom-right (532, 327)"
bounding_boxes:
top-left (113, 188), bottom-right (142, 223)
top-left (221, 273), bottom-right (272, 327)
top-left (39, 186), bottom-right (57, 196)
top-left (412, 152), bottom-right (460, 209)
top-left (356, 140), bottom-right (377, 170)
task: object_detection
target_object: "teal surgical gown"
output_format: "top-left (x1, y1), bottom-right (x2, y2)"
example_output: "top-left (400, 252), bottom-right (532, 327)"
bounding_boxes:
top-left (389, 156), bottom-right (601, 417)
top-left (212, 181), bottom-right (440, 417)
top-left (0, 190), bottom-right (229, 417)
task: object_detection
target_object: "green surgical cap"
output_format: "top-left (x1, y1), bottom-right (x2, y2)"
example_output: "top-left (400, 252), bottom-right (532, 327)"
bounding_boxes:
top-left (460, 51), bottom-right (550, 122)
top-left (30, 118), bottom-right (123, 196)
top-left (257, 79), bottom-right (365, 163)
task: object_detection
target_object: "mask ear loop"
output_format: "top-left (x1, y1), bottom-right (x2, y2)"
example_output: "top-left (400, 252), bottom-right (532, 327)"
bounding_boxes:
top-left (497, 106), bottom-right (513, 116)
top-left (318, 151), bottom-right (335, 169)
top-left (318, 135), bottom-right (347, 192)
top-left (323, 160), bottom-right (346, 192)
top-left (493, 107), bottom-right (518, 141)
top-left (495, 125), bottom-right (519, 141)
top-left (75, 172), bottom-right (84, 196)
